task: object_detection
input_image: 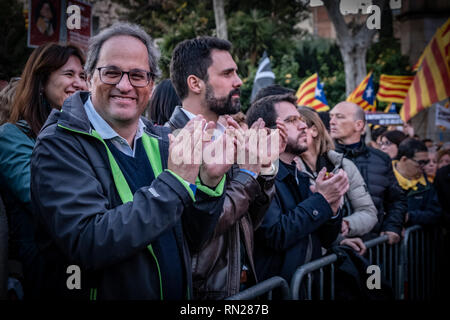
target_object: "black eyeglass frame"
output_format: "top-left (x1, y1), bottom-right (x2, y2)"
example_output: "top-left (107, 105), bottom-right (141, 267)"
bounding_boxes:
top-left (409, 157), bottom-right (430, 167)
top-left (96, 66), bottom-right (155, 87)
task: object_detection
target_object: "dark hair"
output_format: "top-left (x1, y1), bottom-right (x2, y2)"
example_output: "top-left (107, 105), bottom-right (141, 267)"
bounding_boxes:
top-left (437, 149), bottom-right (450, 164)
top-left (318, 111), bottom-right (330, 132)
top-left (397, 138), bottom-right (427, 160)
top-left (85, 22), bottom-right (160, 79)
top-left (371, 125), bottom-right (388, 142)
top-left (170, 36), bottom-right (231, 100)
top-left (246, 93), bottom-right (297, 128)
top-left (382, 130), bottom-right (407, 147)
top-left (9, 43), bottom-right (85, 138)
top-left (252, 84), bottom-right (295, 103)
top-left (149, 79), bottom-right (181, 125)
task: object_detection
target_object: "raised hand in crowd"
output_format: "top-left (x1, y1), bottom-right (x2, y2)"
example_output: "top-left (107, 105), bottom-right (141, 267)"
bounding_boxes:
top-left (199, 118), bottom-right (236, 188)
top-left (312, 168), bottom-right (349, 214)
top-left (168, 115), bottom-right (205, 183)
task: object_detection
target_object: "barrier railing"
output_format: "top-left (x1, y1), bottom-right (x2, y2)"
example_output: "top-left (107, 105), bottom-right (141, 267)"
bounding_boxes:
top-left (225, 276), bottom-right (290, 300)
top-left (290, 234), bottom-right (391, 300)
top-left (397, 225), bottom-right (441, 300)
top-left (225, 225), bottom-right (445, 300)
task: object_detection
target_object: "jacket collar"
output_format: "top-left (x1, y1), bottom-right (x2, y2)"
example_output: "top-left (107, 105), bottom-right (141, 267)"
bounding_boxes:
top-left (166, 106), bottom-right (190, 130)
top-left (334, 138), bottom-right (368, 158)
top-left (48, 91), bottom-right (162, 140)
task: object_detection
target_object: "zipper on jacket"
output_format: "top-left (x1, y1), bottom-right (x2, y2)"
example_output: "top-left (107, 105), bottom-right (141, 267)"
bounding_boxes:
top-left (58, 124), bottom-right (165, 300)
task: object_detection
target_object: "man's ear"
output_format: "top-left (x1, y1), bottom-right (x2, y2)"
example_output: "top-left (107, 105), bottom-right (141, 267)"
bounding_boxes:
top-left (355, 120), bottom-right (365, 133)
top-left (187, 75), bottom-right (203, 94)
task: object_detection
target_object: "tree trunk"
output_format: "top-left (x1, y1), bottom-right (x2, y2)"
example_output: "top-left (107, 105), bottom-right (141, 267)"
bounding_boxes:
top-left (339, 41), bottom-right (369, 96)
top-left (213, 0), bottom-right (228, 40)
top-left (322, 0), bottom-right (386, 96)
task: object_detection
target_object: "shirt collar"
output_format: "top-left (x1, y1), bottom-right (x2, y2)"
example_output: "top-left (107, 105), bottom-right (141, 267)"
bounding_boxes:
top-left (392, 160), bottom-right (427, 191)
top-left (83, 96), bottom-right (146, 141)
top-left (180, 107), bottom-right (226, 138)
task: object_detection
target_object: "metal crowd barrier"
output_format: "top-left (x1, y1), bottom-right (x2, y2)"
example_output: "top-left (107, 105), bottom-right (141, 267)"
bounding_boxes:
top-left (397, 225), bottom-right (441, 300)
top-left (225, 276), bottom-right (291, 300)
top-left (290, 225), bottom-right (442, 300)
top-left (225, 225), bottom-right (445, 300)
top-left (290, 234), bottom-right (392, 300)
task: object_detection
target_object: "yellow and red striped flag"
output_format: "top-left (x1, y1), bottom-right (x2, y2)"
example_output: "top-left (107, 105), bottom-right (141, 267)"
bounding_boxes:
top-left (400, 18), bottom-right (450, 122)
top-left (376, 74), bottom-right (414, 104)
top-left (295, 73), bottom-right (330, 112)
top-left (346, 71), bottom-right (375, 111)
top-left (412, 52), bottom-right (425, 72)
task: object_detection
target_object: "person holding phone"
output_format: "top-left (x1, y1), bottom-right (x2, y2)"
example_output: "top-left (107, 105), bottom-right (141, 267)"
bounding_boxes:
top-left (295, 107), bottom-right (378, 252)
top-left (246, 92), bottom-right (348, 285)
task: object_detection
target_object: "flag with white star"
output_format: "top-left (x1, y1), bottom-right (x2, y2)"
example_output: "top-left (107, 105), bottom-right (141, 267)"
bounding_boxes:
top-left (295, 73), bottom-right (329, 111)
top-left (346, 71), bottom-right (376, 111)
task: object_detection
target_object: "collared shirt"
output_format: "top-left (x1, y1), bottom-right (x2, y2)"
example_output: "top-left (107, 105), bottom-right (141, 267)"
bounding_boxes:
top-left (392, 160), bottom-right (427, 191)
top-left (84, 97), bottom-right (145, 157)
top-left (84, 97), bottom-right (198, 197)
top-left (180, 107), bottom-right (225, 140)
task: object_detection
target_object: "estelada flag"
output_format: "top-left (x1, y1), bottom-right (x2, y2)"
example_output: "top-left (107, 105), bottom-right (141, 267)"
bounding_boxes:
top-left (400, 18), bottom-right (450, 122)
top-left (346, 71), bottom-right (375, 112)
top-left (376, 74), bottom-right (414, 104)
top-left (295, 73), bottom-right (329, 112)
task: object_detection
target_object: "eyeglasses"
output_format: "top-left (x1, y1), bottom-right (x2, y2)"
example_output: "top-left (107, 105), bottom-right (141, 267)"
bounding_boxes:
top-left (378, 140), bottom-right (393, 147)
top-left (284, 115), bottom-right (307, 127)
top-left (410, 158), bottom-right (430, 167)
top-left (97, 66), bottom-right (155, 87)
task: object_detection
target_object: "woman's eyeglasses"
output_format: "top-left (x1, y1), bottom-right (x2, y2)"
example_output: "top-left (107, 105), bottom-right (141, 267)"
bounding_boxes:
top-left (378, 140), bottom-right (393, 147)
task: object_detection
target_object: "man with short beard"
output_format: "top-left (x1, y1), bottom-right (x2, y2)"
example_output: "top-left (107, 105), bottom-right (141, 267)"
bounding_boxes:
top-left (246, 93), bottom-right (348, 286)
top-left (168, 36), bottom-right (287, 299)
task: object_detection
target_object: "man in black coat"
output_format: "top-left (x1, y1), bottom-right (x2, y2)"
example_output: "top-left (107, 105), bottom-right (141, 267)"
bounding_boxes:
top-left (330, 102), bottom-right (407, 244)
top-left (246, 93), bottom-right (348, 283)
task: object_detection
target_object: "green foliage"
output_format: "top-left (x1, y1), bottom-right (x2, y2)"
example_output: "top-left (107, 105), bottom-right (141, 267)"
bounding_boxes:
top-left (0, 0), bottom-right (33, 79)
top-left (114, 0), bottom-right (412, 113)
top-left (293, 37), bottom-right (346, 108)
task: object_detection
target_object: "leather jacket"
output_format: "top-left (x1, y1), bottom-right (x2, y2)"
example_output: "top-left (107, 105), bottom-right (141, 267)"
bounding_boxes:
top-left (166, 106), bottom-right (276, 299)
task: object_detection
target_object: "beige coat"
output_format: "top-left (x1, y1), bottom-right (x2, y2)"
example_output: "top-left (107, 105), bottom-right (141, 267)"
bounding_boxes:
top-left (297, 150), bottom-right (378, 237)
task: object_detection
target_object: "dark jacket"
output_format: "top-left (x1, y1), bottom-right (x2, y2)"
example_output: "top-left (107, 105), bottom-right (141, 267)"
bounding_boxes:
top-left (0, 120), bottom-right (44, 298)
top-left (30, 92), bottom-right (224, 300)
top-left (328, 245), bottom-right (394, 300)
top-left (166, 106), bottom-right (276, 300)
top-left (404, 178), bottom-right (442, 226)
top-left (434, 164), bottom-right (450, 223)
top-left (254, 160), bottom-right (341, 283)
top-left (335, 139), bottom-right (407, 237)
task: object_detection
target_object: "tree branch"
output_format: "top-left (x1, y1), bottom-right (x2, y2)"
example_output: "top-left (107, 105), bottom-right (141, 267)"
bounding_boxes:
top-left (322, 0), bottom-right (350, 43)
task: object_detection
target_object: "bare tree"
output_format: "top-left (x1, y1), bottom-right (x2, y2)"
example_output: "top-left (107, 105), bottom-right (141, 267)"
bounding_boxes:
top-left (213, 0), bottom-right (228, 40)
top-left (322, 0), bottom-right (387, 96)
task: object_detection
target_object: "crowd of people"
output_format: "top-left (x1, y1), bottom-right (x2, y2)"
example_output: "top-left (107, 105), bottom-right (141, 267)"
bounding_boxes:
top-left (0, 22), bottom-right (448, 301)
